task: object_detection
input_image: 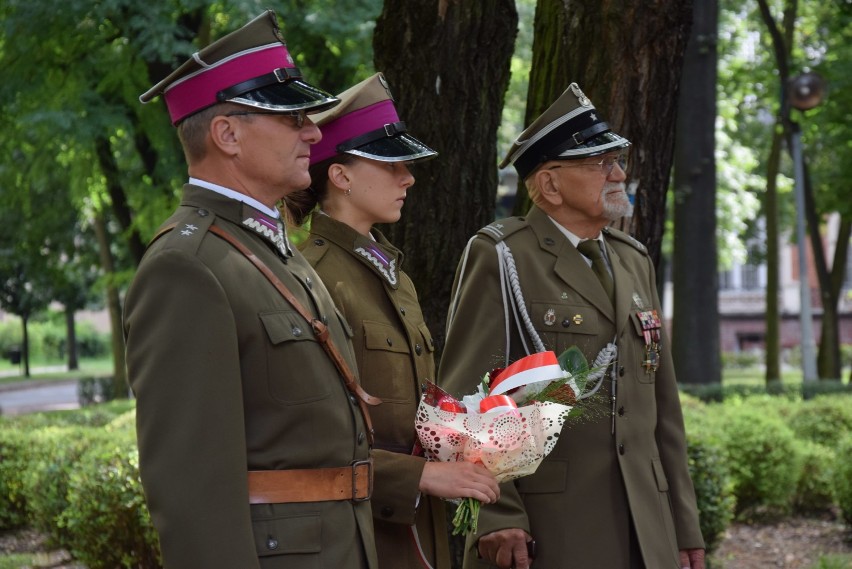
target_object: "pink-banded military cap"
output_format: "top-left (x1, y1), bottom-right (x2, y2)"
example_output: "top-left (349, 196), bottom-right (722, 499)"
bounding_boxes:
top-left (139, 10), bottom-right (339, 125)
top-left (309, 73), bottom-right (437, 165)
top-left (500, 83), bottom-right (630, 180)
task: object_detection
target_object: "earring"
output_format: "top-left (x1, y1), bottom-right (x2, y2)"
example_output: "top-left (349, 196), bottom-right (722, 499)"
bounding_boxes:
top-left (345, 188), bottom-right (352, 196)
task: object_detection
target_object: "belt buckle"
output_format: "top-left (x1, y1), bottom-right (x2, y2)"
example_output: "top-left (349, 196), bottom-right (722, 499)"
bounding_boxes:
top-left (351, 458), bottom-right (373, 502)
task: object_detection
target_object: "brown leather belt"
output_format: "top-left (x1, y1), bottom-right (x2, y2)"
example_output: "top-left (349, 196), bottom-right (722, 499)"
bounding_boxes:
top-left (247, 459), bottom-right (372, 504)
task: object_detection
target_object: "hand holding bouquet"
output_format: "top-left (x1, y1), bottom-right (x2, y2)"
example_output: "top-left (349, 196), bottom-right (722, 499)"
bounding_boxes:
top-left (416, 346), bottom-right (616, 535)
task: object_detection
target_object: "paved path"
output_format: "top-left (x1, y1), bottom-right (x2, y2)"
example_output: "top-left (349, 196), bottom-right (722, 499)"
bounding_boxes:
top-left (0, 379), bottom-right (80, 415)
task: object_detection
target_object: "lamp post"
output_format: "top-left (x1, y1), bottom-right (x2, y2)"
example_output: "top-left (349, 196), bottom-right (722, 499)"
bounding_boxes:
top-left (788, 72), bottom-right (825, 383)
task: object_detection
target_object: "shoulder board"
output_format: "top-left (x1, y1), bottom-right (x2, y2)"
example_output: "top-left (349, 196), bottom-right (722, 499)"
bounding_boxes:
top-left (603, 227), bottom-right (648, 254)
top-left (298, 235), bottom-right (331, 266)
top-left (148, 208), bottom-right (216, 256)
top-left (476, 216), bottom-right (528, 242)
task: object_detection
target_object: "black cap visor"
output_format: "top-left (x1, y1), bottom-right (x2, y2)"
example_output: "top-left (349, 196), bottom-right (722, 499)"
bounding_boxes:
top-left (557, 131), bottom-right (630, 159)
top-left (345, 134), bottom-right (437, 164)
top-left (229, 79), bottom-right (340, 113)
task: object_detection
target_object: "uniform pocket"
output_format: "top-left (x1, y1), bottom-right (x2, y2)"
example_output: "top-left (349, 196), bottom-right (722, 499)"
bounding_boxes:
top-left (259, 310), bottom-right (331, 404)
top-left (361, 320), bottom-right (412, 402)
top-left (253, 511), bottom-right (321, 560)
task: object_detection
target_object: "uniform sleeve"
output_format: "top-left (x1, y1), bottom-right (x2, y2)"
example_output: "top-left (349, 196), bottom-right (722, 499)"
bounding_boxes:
top-left (438, 236), bottom-right (531, 539)
top-left (370, 449), bottom-right (426, 525)
top-left (125, 248), bottom-right (260, 568)
top-left (647, 256), bottom-right (705, 550)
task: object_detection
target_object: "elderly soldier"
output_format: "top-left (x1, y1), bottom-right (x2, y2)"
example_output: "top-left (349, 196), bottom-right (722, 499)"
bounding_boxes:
top-left (124, 11), bottom-right (378, 568)
top-left (438, 84), bottom-right (705, 569)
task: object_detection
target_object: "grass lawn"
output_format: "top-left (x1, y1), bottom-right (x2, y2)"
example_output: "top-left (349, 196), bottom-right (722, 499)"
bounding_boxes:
top-left (0, 357), bottom-right (114, 386)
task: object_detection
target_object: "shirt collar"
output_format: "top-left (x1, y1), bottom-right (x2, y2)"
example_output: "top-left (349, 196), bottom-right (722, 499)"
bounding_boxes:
top-left (188, 177), bottom-right (280, 219)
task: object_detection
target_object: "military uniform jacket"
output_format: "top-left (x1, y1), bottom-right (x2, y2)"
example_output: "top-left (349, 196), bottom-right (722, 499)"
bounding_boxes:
top-left (300, 214), bottom-right (450, 569)
top-left (124, 185), bottom-right (378, 569)
top-left (438, 206), bottom-right (703, 568)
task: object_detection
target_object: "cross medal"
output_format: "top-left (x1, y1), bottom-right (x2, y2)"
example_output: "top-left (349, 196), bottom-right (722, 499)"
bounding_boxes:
top-left (637, 309), bottom-right (662, 373)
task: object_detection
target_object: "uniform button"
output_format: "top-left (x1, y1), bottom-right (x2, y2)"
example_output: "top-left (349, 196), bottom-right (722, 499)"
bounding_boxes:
top-left (266, 537), bottom-right (279, 550)
top-left (292, 326), bottom-right (302, 337)
top-left (415, 344), bottom-right (423, 355)
top-left (196, 208), bottom-right (209, 217)
top-left (618, 443), bottom-right (625, 455)
top-left (381, 506), bottom-right (394, 518)
top-left (618, 406), bottom-right (625, 416)
top-left (358, 432), bottom-right (365, 444)
top-left (400, 307), bottom-right (406, 316)
top-left (561, 319), bottom-right (571, 328)
top-left (305, 277), bottom-right (313, 289)
top-left (619, 366), bottom-right (625, 377)
top-left (321, 315), bottom-right (328, 325)
top-left (349, 394), bottom-right (358, 405)
top-left (314, 239), bottom-right (325, 246)
top-left (386, 338), bottom-right (393, 347)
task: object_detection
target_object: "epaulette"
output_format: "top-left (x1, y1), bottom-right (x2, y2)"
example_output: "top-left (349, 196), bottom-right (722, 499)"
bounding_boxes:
top-left (148, 207), bottom-right (217, 256)
top-left (476, 216), bottom-right (528, 243)
top-left (603, 226), bottom-right (648, 255)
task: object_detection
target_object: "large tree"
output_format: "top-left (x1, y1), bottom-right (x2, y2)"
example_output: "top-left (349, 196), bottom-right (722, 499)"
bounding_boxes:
top-left (513, 0), bottom-right (694, 270)
top-left (672, 0), bottom-right (721, 386)
top-left (373, 0), bottom-right (519, 353)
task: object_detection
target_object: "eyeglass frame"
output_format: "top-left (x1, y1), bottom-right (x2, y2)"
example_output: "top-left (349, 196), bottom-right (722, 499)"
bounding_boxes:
top-left (223, 109), bottom-right (308, 129)
top-left (547, 152), bottom-right (629, 177)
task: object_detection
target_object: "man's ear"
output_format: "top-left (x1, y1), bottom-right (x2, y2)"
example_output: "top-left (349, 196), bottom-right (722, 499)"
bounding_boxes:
top-left (208, 115), bottom-right (241, 157)
top-left (535, 167), bottom-right (564, 207)
top-left (327, 163), bottom-right (351, 192)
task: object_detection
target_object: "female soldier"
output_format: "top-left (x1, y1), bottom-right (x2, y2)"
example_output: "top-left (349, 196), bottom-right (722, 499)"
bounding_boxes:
top-left (285, 73), bottom-right (499, 569)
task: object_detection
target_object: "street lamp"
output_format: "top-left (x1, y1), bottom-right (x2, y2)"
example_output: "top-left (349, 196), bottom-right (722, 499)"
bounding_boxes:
top-left (787, 72), bottom-right (826, 383)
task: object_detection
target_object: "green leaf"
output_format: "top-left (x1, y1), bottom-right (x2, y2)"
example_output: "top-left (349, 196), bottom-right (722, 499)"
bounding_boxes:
top-left (558, 346), bottom-right (589, 375)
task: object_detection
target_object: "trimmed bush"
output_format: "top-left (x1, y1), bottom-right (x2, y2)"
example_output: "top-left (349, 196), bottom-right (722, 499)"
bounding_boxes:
top-left (793, 440), bottom-right (836, 515)
top-left (788, 395), bottom-right (852, 448)
top-left (685, 431), bottom-right (735, 554)
top-left (717, 406), bottom-right (802, 520)
top-left (60, 429), bottom-right (161, 569)
top-left (21, 426), bottom-right (115, 547)
top-left (0, 428), bottom-right (31, 529)
top-left (834, 434), bottom-right (852, 527)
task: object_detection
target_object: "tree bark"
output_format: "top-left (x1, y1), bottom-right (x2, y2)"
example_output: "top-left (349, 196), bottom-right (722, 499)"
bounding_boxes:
top-left (513, 0), bottom-right (693, 266)
top-left (65, 307), bottom-right (79, 371)
top-left (672, 0), bottom-right (721, 386)
top-left (93, 211), bottom-right (129, 398)
top-left (764, 128), bottom-right (783, 383)
top-left (373, 0), bottom-right (518, 357)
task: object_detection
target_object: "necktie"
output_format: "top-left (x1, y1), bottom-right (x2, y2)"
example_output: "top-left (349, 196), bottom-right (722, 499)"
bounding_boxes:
top-left (577, 239), bottom-right (615, 305)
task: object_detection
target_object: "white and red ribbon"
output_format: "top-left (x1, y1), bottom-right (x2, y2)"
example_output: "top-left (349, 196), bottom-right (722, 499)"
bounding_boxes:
top-left (489, 351), bottom-right (565, 397)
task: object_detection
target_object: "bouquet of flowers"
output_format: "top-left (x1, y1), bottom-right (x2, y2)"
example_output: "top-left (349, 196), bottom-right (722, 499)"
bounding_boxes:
top-left (415, 344), bottom-right (616, 535)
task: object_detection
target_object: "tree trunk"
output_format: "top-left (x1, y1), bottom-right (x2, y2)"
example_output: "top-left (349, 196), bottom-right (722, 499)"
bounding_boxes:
top-left (816, 218), bottom-right (850, 379)
top-left (21, 315), bottom-right (31, 378)
top-left (373, 0), bottom-right (518, 357)
top-left (93, 211), bottom-right (129, 398)
top-left (513, 0), bottom-right (693, 266)
top-left (672, 0), bottom-right (720, 386)
top-left (764, 128), bottom-right (783, 383)
top-left (65, 307), bottom-right (79, 371)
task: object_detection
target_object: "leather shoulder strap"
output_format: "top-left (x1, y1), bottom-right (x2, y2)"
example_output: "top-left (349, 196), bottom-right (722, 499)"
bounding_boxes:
top-left (207, 224), bottom-right (380, 445)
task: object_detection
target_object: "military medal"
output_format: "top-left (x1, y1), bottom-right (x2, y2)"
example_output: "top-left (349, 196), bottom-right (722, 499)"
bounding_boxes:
top-left (544, 308), bottom-right (556, 326)
top-left (637, 309), bottom-right (662, 373)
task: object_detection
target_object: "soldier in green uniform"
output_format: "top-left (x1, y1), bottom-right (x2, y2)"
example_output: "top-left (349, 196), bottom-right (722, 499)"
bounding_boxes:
top-left (123, 12), bottom-right (379, 568)
top-left (438, 84), bottom-right (705, 569)
top-left (285, 73), bottom-right (500, 569)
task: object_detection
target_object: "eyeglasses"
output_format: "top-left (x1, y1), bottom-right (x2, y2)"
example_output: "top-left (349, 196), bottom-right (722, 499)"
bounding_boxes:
top-left (548, 153), bottom-right (628, 177)
top-left (224, 109), bottom-right (308, 128)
